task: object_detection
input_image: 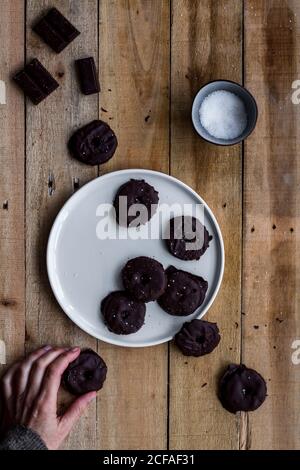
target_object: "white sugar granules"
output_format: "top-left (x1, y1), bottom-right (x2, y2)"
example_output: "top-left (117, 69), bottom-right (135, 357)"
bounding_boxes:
top-left (199, 90), bottom-right (247, 140)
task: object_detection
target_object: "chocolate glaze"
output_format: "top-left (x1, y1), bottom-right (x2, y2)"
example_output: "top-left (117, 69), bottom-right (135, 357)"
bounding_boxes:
top-left (158, 266), bottom-right (208, 316)
top-left (114, 179), bottom-right (159, 227)
top-left (175, 319), bottom-right (220, 356)
top-left (167, 216), bottom-right (212, 261)
top-left (62, 349), bottom-right (107, 396)
top-left (101, 291), bottom-right (146, 335)
top-left (219, 364), bottom-right (267, 413)
top-left (122, 256), bottom-right (167, 302)
top-left (68, 120), bottom-right (117, 165)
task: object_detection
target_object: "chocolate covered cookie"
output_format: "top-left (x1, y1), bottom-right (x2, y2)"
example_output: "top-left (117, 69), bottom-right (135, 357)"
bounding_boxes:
top-left (62, 349), bottom-right (107, 396)
top-left (167, 216), bottom-right (212, 261)
top-left (158, 266), bottom-right (208, 316)
top-left (101, 291), bottom-right (146, 335)
top-left (219, 364), bottom-right (267, 413)
top-left (175, 319), bottom-right (220, 356)
top-left (68, 120), bottom-right (117, 165)
top-left (122, 256), bottom-right (167, 302)
top-left (114, 179), bottom-right (159, 227)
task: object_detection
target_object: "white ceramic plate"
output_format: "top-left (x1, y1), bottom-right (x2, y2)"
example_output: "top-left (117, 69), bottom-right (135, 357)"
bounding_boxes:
top-left (47, 169), bottom-right (224, 347)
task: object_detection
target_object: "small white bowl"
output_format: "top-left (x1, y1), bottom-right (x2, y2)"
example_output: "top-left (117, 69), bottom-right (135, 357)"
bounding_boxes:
top-left (191, 80), bottom-right (258, 146)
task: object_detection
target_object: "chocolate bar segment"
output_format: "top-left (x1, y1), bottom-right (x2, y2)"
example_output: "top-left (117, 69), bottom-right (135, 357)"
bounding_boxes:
top-left (33, 7), bottom-right (80, 53)
top-left (13, 59), bottom-right (59, 105)
top-left (75, 57), bottom-right (100, 95)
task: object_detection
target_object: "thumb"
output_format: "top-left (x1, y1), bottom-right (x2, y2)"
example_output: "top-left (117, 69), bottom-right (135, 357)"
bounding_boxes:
top-left (60, 391), bottom-right (96, 435)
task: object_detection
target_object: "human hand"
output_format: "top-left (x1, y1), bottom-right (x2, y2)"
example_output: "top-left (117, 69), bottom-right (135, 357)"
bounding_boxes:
top-left (0, 346), bottom-right (96, 450)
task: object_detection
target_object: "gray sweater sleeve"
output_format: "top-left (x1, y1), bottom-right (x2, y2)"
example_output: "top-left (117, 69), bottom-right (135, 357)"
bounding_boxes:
top-left (0, 425), bottom-right (47, 450)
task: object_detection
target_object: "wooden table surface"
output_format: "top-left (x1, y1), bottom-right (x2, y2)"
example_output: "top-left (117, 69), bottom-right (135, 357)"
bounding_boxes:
top-left (1, 0), bottom-right (300, 450)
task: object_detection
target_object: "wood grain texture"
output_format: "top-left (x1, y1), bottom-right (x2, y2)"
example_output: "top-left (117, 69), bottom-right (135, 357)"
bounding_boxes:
top-left (98, 0), bottom-right (170, 449)
top-left (242, 0), bottom-right (300, 450)
top-left (0, 0), bottom-right (25, 370)
top-left (26, 0), bottom-right (99, 450)
top-left (169, 0), bottom-right (242, 449)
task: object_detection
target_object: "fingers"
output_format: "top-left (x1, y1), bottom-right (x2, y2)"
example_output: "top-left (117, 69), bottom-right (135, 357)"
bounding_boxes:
top-left (59, 391), bottom-right (96, 436)
top-left (20, 347), bottom-right (67, 422)
top-left (37, 348), bottom-right (81, 408)
top-left (0, 345), bottom-right (54, 423)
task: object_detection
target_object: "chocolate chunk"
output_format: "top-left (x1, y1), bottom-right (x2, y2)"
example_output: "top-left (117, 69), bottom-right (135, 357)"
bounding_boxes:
top-left (68, 120), bottom-right (118, 165)
top-left (62, 349), bottom-right (107, 396)
top-left (218, 364), bottom-right (267, 413)
top-left (13, 59), bottom-right (59, 104)
top-left (167, 216), bottom-right (212, 261)
top-left (101, 291), bottom-right (146, 335)
top-left (75, 57), bottom-right (100, 95)
top-left (158, 266), bottom-right (208, 316)
top-left (114, 179), bottom-right (159, 227)
top-left (175, 319), bottom-right (220, 356)
top-left (122, 256), bottom-right (167, 302)
top-left (33, 7), bottom-right (80, 53)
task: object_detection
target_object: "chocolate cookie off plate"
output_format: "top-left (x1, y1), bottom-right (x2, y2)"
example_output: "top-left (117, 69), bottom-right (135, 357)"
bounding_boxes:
top-left (47, 169), bottom-right (224, 347)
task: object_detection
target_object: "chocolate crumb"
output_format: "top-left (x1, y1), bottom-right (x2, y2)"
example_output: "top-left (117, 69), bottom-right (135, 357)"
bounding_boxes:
top-left (290, 227), bottom-right (294, 233)
top-left (56, 71), bottom-right (64, 78)
top-left (145, 115), bottom-right (150, 122)
top-left (222, 203), bottom-right (227, 208)
top-left (184, 361), bottom-right (188, 365)
top-left (108, 88), bottom-right (112, 91)
top-left (101, 107), bottom-right (108, 113)
top-left (273, 346), bottom-right (276, 349)
top-left (235, 322), bottom-right (239, 328)
top-left (276, 317), bottom-right (284, 323)
top-left (272, 224), bottom-right (276, 230)
top-left (241, 312), bottom-right (246, 315)
top-left (2, 200), bottom-right (8, 210)
top-left (253, 325), bottom-right (259, 329)
top-left (201, 382), bottom-right (207, 388)
top-left (251, 226), bottom-right (255, 233)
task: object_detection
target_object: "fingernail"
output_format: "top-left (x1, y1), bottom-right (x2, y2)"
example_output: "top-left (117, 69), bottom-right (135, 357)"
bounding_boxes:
top-left (43, 345), bottom-right (52, 351)
top-left (70, 347), bottom-right (80, 353)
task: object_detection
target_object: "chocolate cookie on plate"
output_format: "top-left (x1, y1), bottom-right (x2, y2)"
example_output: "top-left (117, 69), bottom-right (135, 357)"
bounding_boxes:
top-left (158, 266), bottom-right (208, 316)
top-left (167, 215), bottom-right (212, 261)
top-left (101, 291), bottom-right (146, 335)
top-left (122, 256), bottom-right (167, 302)
top-left (218, 364), bottom-right (267, 413)
top-left (175, 319), bottom-right (220, 356)
top-left (62, 349), bottom-right (107, 396)
top-left (114, 179), bottom-right (159, 227)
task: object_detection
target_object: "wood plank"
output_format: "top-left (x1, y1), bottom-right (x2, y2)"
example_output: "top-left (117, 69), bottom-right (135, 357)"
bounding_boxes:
top-left (0, 0), bottom-right (25, 371)
top-left (98, 0), bottom-right (170, 449)
top-left (169, 0), bottom-right (242, 449)
top-left (242, 0), bottom-right (300, 450)
top-left (26, 0), bottom-right (99, 450)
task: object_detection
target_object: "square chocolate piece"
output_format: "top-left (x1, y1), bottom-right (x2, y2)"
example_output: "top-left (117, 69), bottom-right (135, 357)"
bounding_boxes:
top-left (13, 59), bottom-right (59, 104)
top-left (33, 7), bottom-right (80, 53)
top-left (75, 57), bottom-right (100, 95)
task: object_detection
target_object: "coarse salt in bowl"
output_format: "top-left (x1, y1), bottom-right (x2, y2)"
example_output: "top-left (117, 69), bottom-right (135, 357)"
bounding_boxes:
top-left (191, 80), bottom-right (258, 146)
